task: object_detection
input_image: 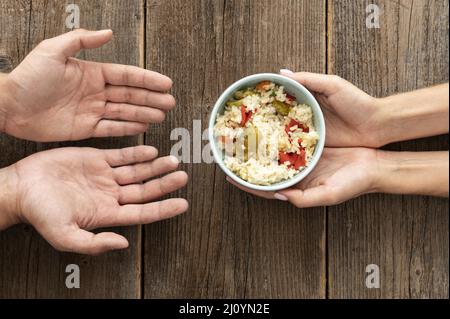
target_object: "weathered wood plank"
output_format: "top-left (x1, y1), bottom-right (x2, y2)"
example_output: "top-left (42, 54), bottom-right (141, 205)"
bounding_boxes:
top-left (0, 0), bottom-right (144, 298)
top-left (328, 0), bottom-right (449, 298)
top-left (144, 0), bottom-right (326, 298)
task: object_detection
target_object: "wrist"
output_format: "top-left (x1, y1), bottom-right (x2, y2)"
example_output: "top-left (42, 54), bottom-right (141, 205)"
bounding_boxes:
top-left (371, 150), bottom-right (397, 194)
top-left (372, 150), bottom-right (449, 197)
top-left (0, 165), bottom-right (21, 230)
top-left (0, 74), bottom-right (8, 133)
top-left (374, 85), bottom-right (450, 146)
top-left (370, 98), bottom-right (393, 147)
top-left (0, 74), bottom-right (17, 134)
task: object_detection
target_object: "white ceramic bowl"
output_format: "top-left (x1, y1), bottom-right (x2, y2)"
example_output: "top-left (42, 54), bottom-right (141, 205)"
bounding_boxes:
top-left (208, 73), bottom-right (325, 191)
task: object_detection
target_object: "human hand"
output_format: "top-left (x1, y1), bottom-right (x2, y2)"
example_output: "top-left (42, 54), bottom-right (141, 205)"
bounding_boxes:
top-left (226, 147), bottom-right (380, 207)
top-left (0, 29), bottom-right (175, 142)
top-left (280, 71), bottom-right (383, 147)
top-left (3, 145), bottom-right (188, 255)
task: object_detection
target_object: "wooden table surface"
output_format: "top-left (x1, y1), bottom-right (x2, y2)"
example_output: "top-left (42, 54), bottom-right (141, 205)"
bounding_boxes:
top-left (0, 0), bottom-right (448, 299)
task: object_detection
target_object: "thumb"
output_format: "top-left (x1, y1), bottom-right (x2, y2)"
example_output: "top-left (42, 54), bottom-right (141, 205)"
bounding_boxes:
top-left (280, 70), bottom-right (339, 96)
top-left (57, 228), bottom-right (129, 255)
top-left (277, 185), bottom-right (336, 208)
top-left (38, 29), bottom-right (113, 60)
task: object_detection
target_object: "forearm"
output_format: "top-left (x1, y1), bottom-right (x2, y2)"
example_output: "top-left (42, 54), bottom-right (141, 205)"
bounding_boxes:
top-left (374, 150), bottom-right (449, 197)
top-left (0, 165), bottom-right (20, 230)
top-left (376, 83), bottom-right (449, 145)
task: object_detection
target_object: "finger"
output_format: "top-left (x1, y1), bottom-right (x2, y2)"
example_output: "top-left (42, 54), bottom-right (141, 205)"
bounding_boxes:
top-left (277, 185), bottom-right (337, 208)
top-left (58, 229), bottom-right (129, 255)
top-left (101, 64), bottom-right (173, 92)
top-left (280, 71), bottom-right (341, 95)
top-left (103, 102), bottom-right (166, 124)
top-left (111, 198), bottom-right (189, 226)
top-left (38, 29), bottom-right (113, 60)
top-left (104, 145), bottom-right (159, 167)
top-left (226, 177), bottom-right (277, 200)
top-left (105, 86), bottom-right (176, 111)
top-left (119, 171), bottom-right (188, 204)
top-left (113, 155), bottom-right (180, 185)
top-left (93, 120), bottom-right (148, 138)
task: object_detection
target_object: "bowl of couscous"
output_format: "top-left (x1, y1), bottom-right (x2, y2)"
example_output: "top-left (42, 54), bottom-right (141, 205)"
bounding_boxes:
top-left (209, 73), bottom-right (325, 191)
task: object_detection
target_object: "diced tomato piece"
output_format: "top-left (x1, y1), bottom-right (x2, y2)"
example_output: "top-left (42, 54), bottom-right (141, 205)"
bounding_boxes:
top-left (240, 105), bottom-right (253, 126)
top-left (279, 148), bottom-right (306, 169)
top-left (279, 151), bottom-right (298, 166)
top-left (245, 112), bottom-right (252, 125)
top-left (240, 105), bottom-right (246, 126)
top-left (286, 93), bottom-right (296, 101)
top-left (285, 119), bottom-right (299, 134)
top-left (293, 149), bottom-right (306, 169)
top-left (285, 118), bottom-right (310, 134)
top-left (299, 124), bottom-right (309, 133)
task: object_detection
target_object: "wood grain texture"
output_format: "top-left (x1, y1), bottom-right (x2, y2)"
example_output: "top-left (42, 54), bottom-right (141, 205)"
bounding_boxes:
top-left (144, 0), bottom-right (326, 298)
top-left (328, 0), bottom-right (449, 298)
top-left (0, 0), bottom-right (144, 298)
top-left (0, 0), bottom-right (448, 299)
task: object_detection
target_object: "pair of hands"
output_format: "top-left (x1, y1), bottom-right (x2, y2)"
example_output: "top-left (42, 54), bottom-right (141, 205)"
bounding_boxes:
top-left (227, 71), bottom-right (389, 207)
top-left (2, 29), bottom-right (444, 254)
top-left (0, 29), bottom-right (188, 254)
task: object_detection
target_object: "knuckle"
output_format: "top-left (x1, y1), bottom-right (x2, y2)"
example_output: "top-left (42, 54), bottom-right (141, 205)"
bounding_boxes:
top-left (122, 67), bottom-right (130, 84)
top-left (132, 165), bottom-right (139, 182)
top-left (120, 147), bottom-right (128, 163)
top-left (131, 145), bottom-right (138, 162)
top-left (330, 74), bottom-right (341, 81)
top-left (158, 178), bottom-right (168, 195)
top-left (140, 70), bottom-right (147, 87)
top-left (144, 92), bottom-right (151, 105)
top-left (37, 39), bottom-right (52, 50)
top-left (138, 204), bottom-right (146, 223)
top-left (106, 103), bottom-right (119, 116)
top-left (124, 89), bottom-right (132, 102)
top-left (155, 201), bottom-right (163, 221)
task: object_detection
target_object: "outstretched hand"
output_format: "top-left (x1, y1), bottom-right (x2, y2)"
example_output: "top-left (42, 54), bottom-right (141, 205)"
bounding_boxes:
top-left (7, 145), bottom-right (188, 255)
top-left (227, 147), bottom-right (380, 208)
top-left (2, 29), bottom-right (175, 142)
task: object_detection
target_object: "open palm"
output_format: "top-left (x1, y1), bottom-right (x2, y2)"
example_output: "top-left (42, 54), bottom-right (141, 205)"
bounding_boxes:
top-left (5, 29), bottom-right (175, 142)
top-left (227, 147), bottom-right (380, 208)
top-left (13, 145), bottom-right (188, 254)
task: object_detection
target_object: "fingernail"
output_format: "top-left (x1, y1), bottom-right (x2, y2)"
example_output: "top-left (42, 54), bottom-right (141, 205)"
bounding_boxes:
top-left (274, 193), bottom-right (288, 201)
top-left (280, 69), bottom-right (294, 75)
top-left (169, 155), bottom-right (179, 164)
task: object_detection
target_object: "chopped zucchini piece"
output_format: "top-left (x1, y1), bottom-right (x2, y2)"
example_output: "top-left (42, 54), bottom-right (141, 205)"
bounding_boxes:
top-left (226, 99), bottom-right (244, 108)
top-left (272, 100), bottom-right (291, 116)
